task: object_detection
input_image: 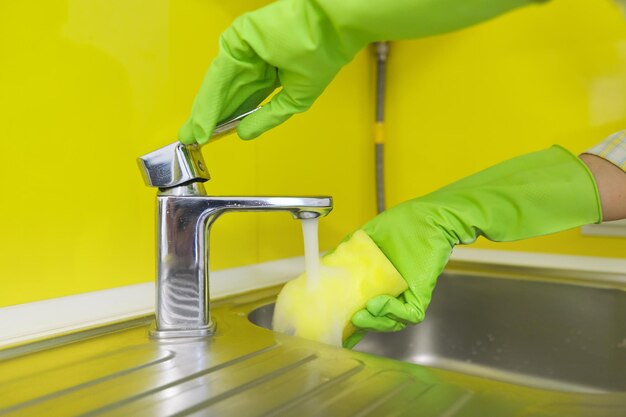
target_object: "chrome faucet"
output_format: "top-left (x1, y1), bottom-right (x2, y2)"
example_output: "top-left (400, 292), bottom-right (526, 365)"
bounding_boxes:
top-left (137, 109), bottom-right (333, 339)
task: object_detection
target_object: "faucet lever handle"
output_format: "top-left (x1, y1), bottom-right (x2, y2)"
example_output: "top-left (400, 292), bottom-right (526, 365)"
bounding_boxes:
top-left (210, 107), bottom-right (261, 142)
top-left (137, 142), bottom-right (208, 189)
top-left (137, 107), bottom-right (261, 189)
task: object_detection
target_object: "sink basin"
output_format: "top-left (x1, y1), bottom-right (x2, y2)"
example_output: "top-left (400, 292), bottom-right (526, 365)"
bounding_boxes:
top-left (249, 272), bottom-right (626, 393)
top-left (3, 269), bottom-right (626, 416)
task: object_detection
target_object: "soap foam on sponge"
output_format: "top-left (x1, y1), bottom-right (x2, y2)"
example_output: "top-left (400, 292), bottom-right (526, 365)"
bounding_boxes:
top-left (272, 230), bottom-right (408, 347)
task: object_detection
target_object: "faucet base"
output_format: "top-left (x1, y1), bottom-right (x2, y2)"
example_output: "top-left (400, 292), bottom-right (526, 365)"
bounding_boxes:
top-left (148, 321), bottom-right (216, 340)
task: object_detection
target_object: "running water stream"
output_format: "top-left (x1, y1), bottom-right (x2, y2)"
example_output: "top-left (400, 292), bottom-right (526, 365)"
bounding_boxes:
top-left (301, 218), bottom-right (320, 291)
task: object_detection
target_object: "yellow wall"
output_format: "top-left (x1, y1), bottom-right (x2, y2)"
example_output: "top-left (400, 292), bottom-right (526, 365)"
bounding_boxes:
top-left (0, 0), bottom-right (624, 307)
top-left (0, 0), bottom-right (375, 307)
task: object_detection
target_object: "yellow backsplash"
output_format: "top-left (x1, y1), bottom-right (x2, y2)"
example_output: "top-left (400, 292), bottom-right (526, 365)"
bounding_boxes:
top-left (0, 0), bottom-right (624, 307)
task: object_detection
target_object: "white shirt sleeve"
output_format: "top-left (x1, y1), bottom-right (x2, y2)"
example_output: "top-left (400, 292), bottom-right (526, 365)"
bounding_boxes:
top-left (585, 131), bottom-right (626, 172)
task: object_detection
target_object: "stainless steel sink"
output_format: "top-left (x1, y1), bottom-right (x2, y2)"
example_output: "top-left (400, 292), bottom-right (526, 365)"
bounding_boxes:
top-left (249, 271), bottom-right (626, 394)
top-left (3, 268), bottom-right (626, 416)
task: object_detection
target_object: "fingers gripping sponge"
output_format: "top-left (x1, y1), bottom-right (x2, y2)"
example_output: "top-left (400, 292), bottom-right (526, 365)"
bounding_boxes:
top-left (272, 230), bottom-right (408, 346)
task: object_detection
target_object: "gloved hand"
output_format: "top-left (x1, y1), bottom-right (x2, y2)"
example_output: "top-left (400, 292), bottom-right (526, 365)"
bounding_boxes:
top-left (179, 0), bottom-right (538, 144)
top-left (343, 146), bottom-right (601, 348)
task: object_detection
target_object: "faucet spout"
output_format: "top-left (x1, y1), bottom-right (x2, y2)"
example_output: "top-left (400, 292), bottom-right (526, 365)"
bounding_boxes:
top-left (151, 191), bottom-right (332, 339)
top-left (193, 196), bottom-right (332, 219)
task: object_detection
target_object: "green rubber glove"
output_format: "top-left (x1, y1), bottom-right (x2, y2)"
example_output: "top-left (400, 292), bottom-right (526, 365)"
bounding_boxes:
top-left (179, 0), bottom-right (539, 144)
top-left (343, 146), bottom-right (602, 349)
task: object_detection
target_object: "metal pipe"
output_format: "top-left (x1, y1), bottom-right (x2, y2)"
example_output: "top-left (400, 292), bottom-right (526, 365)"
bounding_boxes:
top-left (374, 42), bottom-right (389, 214)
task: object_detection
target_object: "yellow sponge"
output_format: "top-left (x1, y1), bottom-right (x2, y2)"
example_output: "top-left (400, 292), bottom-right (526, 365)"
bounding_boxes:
top-left (272, 230), bottom-right (408, 346)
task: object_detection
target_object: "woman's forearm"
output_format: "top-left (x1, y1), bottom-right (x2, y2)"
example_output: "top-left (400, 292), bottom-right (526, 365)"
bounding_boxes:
top-left (579, 153), bottom-right (626, 221)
